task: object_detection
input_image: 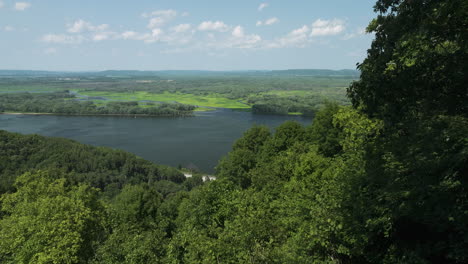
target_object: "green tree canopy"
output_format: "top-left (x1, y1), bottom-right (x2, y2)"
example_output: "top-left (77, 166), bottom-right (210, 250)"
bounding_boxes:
top-left (348, 0), bottom-right (468, 121)
top-left (0, 170), bottom-right (104, 264)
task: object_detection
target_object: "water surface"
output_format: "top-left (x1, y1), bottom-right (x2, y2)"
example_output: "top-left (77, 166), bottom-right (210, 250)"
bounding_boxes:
top-left (0, 110), bottom-right (312, 173)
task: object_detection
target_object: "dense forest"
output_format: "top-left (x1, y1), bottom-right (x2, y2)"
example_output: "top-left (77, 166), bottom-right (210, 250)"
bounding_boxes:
top-left (0, 0), bottom-right (467, 263)
top-left (0, 92), bottom-right (195, 117)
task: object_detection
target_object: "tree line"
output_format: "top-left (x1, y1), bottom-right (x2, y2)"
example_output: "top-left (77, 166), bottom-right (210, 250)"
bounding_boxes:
top-left (0, 92), bottom-right (195, 117)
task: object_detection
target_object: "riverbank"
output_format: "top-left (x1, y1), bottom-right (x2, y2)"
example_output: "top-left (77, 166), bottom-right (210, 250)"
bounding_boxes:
top-left (0, 112), bottom-right (194, 118)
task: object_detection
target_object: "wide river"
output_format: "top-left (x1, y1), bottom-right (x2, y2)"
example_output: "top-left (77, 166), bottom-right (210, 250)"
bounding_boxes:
top-left (0, 110), bottom-right (312, 173)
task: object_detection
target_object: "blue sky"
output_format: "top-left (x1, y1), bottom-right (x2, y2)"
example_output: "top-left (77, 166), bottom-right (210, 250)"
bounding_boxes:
top-left (0, 0), bottom-right (377, 71)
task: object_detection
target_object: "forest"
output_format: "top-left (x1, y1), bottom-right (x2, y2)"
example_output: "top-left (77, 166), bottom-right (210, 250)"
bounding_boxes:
top-left (0, 0), bottom-right (467, 263)
top-left (0, 70), bottom-right (354, 116)
top-left (0, 92), bottom-right (195, 117)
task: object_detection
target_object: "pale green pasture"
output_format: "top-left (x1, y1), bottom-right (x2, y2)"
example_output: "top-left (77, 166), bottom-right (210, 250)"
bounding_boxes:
top-left (76, 91), bottom-right (250, 109)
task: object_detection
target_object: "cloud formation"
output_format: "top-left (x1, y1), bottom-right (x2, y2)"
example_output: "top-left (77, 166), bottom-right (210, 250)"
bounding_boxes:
top-left (39, 7), bottom-right (351, 54)
top-left (342, 27), bottom-right (366, 40)
top-left (256, 17), bottom-right (279, 26)
top-left (230, 26), bottom-right (261, 49)
top-left (171, 24), bottom-right (192, 33)
top-left (267, 25), bottom-right (310, 48)
top-left (0, 1), bottom-right (4, 8)
top-left (258, 3), bottom-right (269, 11)
top-left (67, 20), bottom-right (109, 33)
top-left (310, 19), bottom-right (345, 36)
top-left (14, 2), bottom-right (30, 11)
top-left (144, 9), bottom-right (177, 29)
top-left (198, 21), bottom-right (229, 32)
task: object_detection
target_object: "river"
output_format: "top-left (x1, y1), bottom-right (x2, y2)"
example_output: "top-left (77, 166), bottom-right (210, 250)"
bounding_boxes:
top-left (0, 110), bottom-right (312, 173)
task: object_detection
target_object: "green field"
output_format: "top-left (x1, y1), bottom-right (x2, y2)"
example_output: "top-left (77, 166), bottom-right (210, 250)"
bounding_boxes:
top-left (75, 90), bottom-right (250, 109)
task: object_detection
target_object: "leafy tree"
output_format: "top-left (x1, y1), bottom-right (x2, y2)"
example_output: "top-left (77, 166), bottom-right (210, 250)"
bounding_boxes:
top-left (232, 125), bottom-right (271, 153)
top-left (307, 101), bottom-right (343, 157)
top-left (217, 126), bottom-right (271, 188)
top-left (93, 184), bottom-right (166, 264)
top-left (348, 0), bottom-right (467, 121)
top-left (345, 0), bottom-right (468, 262)
top-left (0, 170), bottom-right (104, 264)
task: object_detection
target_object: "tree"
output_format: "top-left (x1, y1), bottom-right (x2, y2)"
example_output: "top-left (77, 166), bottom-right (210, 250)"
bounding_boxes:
top-left (348, 0), bottom-right (468, 121)
top-left (307, 102), bottom-right (343, 157)
top-left (345, 0), bottom-right (468, 262)
top-left (93, 184), bottom-right (167, 264)
top-left (0, 170), bottom-right (104, 264)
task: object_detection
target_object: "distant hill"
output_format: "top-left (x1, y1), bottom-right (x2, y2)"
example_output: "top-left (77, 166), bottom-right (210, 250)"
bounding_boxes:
top-left (0, 69), bottom-right (360, 78)
top-left (270, 69), bottom-right (360, 77)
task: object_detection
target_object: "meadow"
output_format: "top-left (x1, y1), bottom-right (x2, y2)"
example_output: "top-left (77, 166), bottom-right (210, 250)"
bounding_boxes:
top-left (74, 90), bottom-right (250, 109)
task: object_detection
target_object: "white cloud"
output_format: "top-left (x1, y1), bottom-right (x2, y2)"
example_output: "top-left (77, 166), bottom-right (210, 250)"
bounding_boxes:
top-left (67, 19), bottom-right (109, 33)
top-left (120, 31), bottom-right (154, 42)
top-left (171, 24), bottom-right (191, 33)
top-left (232, 26), bottom-right (244, 38)
top-left (41, 34), bottom-right (85, 44)
top-left (231, 34), bottom-right (262, 49)
top-left (121, 31), bottom-right (138, 40)
top-left (3, 25), bottom-right (15, 31)
top-left (141, 28), bottom-right (164, 43)
top-left (310, 19), bottom-right (345, 36)
top-left (292, 25), bottom-right (309, 35)
top-left (181, 12), bottom-right (189, 17)
top-left (258, 3), bottom-right (269, 11)
top-left (14, 2), bottom-right (30, 11)
top-left (267, 25), bottom-right (310, 48)
top-left (0, 1), bottom-right (4, 8)
top-left (198, 21), bottom-right (229, 32)
top-left (44, 47), bottom-right (57, 55)
top-left (342, 27), bottom-right (366, 40)
top-left (265, 17), bottom-right (279, 26)
top-left (256, 17), bottom-right (279, 26)
top-left (92, 33), bottom-right (110, 41)
top-left (151, 28), bottom-right (163, 38)
top-left (119, 26), bottom-right (194, 45)
top-left (147, 17), bottom-right (167, 29)
top-left (228, 26), bottom-right (262, 49)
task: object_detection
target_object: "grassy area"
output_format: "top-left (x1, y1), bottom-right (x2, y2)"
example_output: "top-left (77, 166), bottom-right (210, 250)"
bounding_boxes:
top-left (76, 91), bottom-right (250, 109)
top-left (259, 88), bottom-right (348, 98)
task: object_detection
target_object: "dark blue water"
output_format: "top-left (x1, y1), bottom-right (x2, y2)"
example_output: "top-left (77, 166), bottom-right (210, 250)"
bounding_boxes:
top-left (0, 110), bottom-right (312, 173)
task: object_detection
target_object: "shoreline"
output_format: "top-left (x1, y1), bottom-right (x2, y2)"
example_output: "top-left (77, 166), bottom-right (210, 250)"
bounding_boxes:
top-left (0, 112), bottom-right (194, 118)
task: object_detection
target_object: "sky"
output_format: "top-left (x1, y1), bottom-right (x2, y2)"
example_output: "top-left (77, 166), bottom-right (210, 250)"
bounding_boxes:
top-left (0, 0), bottom-right (377, 71)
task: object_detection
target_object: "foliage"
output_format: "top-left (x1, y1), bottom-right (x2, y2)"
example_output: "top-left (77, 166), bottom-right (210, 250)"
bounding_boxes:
top-left (0, 130), bottom-right (186, 194)
top-left (0, 170), bottom-right (104, 264)
top-left (348, 0), bottom-right (467, 121)
top-left (0, 92), bottom-right (195, 117)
